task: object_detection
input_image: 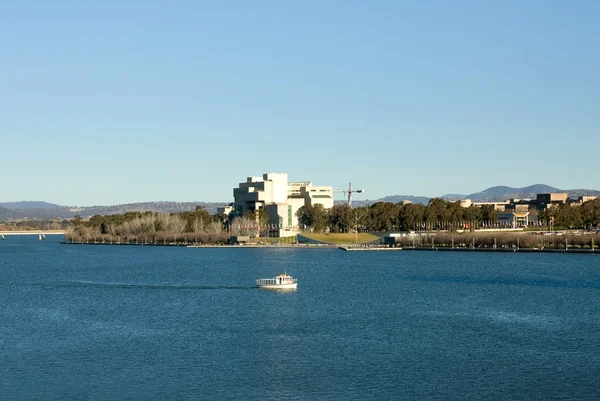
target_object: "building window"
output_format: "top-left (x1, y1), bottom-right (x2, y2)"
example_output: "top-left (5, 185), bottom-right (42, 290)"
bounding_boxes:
top-left (288, 205), bottom-right (292, 228)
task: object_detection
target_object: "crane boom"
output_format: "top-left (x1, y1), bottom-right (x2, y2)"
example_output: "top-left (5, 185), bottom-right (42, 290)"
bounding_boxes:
top-left (333, 182), bottom-right (364, 207)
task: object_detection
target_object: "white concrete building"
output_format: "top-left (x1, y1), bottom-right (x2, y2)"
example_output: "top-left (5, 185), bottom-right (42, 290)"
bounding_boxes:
top-left (232, 173), bottom-right (333, 237)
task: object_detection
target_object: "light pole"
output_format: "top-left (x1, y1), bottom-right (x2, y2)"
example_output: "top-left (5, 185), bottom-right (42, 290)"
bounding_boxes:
top-left (365, 199), bottom-right (369, 233)
top-left (354, 209), bottom-right (359, 244)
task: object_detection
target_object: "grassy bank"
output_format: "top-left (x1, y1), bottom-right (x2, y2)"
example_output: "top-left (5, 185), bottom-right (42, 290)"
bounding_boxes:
top-left (300, 233), bottom-right (379, 245)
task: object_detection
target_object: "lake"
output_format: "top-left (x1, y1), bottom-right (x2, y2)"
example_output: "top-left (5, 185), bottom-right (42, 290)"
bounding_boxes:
top-left (1, 235), bottom-right (599, 400)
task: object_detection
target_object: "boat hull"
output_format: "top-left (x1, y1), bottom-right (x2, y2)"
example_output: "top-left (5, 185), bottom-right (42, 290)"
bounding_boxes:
top-left (257, 283), bottom-right (298, 290)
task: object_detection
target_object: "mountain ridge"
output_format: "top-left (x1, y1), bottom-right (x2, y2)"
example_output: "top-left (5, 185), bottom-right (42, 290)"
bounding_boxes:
top-left (0, 201), bottom-right (228, 220)
top-left (2, 184), bottom-right (599, 220)
top-left (360, 184), bottom-right (599, 205)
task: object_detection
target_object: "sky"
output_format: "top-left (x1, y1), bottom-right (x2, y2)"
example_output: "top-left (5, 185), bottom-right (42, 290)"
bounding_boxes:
top-left (1, 0), bottom-right (599, 206)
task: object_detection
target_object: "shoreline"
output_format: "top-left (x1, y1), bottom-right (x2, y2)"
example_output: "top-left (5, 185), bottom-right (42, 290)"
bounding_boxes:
top-left (57, 241), bottom-right (599, 253)
top-left (61, 241), bottom-right (337, 248)
top-left (340, 246), bottom-right (598, 254)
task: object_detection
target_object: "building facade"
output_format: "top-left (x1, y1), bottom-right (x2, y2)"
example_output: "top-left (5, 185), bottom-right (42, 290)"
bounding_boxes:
top-left (457, 193), bottom-right (597, 228)
top-left (232, 173), bottom-right (333, 236)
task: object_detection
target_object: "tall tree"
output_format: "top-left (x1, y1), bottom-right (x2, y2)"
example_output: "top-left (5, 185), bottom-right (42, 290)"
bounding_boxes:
top-left (581, 199), bottom-right (600, 228)
top-left (297, 204), bottom-right (329, 232)
top-left (398, 203), bottom-right (426, 231)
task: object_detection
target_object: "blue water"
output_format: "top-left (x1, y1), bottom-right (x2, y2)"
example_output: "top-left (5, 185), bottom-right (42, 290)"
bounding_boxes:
top-left (1, 235), bottom-right (599, 400)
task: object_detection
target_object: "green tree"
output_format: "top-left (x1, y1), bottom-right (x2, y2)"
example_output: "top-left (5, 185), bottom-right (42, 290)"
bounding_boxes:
top-left (479, 205), bottom-right (498, 224)
top-left (424, 198), bottom-right (449, 228)
top-left (446, 202), bottom-right (464, 225)
top-left (329, 204), bottom-right (353, 233)
top-left (398, 203), bottom-right (426, 231)
top-left (297, 204), bottom-right (329, 232)
top-left (554, 204), bottom-right (583, 229)
top-left (463, 205), bottom-right (482, 224)
top-left (581, 199), bottom-right (600, 228)
top-left (368, 202), bottom-right (400, 231)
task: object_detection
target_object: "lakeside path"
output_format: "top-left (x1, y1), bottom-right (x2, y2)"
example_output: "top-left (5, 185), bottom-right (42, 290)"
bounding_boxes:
top-left (1, 230), bottom-right (66, 236)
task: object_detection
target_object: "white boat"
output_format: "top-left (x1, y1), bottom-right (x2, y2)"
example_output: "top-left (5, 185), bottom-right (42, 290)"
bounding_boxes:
top-left (256, 274), bottom-right (297, 290)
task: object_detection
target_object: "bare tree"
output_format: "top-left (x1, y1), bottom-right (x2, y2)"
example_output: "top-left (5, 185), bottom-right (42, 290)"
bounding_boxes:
top-left (206, 221), bottom-right (224, 234)
top-left (192, 217), bottom-right (204, 233)
top-left (168, 214), bottom-right (187, 234)
top-left (141, 214), bottom-right (156, 234)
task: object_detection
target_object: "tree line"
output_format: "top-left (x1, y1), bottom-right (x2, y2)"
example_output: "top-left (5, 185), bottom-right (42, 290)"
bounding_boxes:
top-left (297, 198), bottom-right (600, 233)
top-left (540, 200), bottom-right (600, 229)
top-left (66, 207), bottom-right (271, 243)
top-left (65, 198), bottom-right (600, 243)
top-left (0, 219), bottom-right (70, 231)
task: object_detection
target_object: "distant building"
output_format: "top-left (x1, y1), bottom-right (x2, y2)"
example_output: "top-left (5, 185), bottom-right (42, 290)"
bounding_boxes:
top-left (232, 173), bottom-right (333, 237)
top-left (467, 200), bottom-right (510, 211)
top-left (459, 193), bottom-right (575, 214)
top-left (456, 192), bottom-right (594, 227)
top-left (568, 196), bottom-right (597, 207)
top-left (459, 199), bottom-right (472, 208)
top-left (536, 193), bottom-right (568, 205)
top-left (217, 203), bottom-right (234, 216)
top-left (498, 211), bottom-right (530, 228)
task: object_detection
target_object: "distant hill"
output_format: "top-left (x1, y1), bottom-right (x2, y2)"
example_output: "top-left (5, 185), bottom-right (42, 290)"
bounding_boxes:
top-left (373, 184), bottom-right (599, 204)
top-left (0, 201), bottom-right (228, 221)
top-left (0, 206), bottom-right (21, 220)
top-left (2, 183), bottom-right (598, 221)
top-left (76, 202), bottom-right (227, 217)
top-left (374, 195), bottom-right (432, 205)
top-left (440, 193), bottom-right (467, 201)
top-left (0, 201), bottom-right (62, 209)
top-left (564, 188), bottom-right (600, 198)
top-left (465, 184), bottom-right (561, 202)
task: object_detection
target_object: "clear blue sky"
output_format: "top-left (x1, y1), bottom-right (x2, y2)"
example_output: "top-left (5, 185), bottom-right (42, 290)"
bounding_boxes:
top-left (2, 1), bottom-right (598, 206)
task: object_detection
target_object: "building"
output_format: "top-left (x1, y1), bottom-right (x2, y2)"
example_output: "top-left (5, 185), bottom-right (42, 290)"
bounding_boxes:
top-left (232, 173), bottom-right (333, 236)
top-left (456, 192), bottom-right (598, 227)
top-left (568, 196), bottom-right (598, 207)
top-left (536, 193), bottom-right (568, 204)
top-left (217, 203), bottom-right (234, 216)
top-left (459, 199), bottom-right (510, 211)
top-left (498, 211), bottom-right (530, 228)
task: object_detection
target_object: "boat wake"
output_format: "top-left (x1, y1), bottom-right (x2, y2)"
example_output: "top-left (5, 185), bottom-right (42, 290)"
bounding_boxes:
top-left (28, 281), bottom-right (257, 291)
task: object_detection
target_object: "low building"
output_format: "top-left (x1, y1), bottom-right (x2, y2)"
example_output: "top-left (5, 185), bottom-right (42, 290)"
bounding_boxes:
top-left (498, 211), bottom-right (530, 228)
top-left (459, 199), bottom-right (510, 212)
top-left (454, 191), bottom-right (595, 228)
top-left (383, 232), bottom-right (420, 247)
top-left (230, 235), bottom-right (249, 244)
top-left (459, 199), bottom-right (472, 208)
